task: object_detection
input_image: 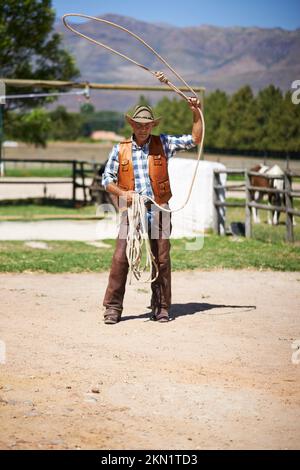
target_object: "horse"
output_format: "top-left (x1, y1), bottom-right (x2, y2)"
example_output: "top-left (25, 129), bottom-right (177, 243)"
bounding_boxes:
top-left (249, 164), bottom-right (284, 225)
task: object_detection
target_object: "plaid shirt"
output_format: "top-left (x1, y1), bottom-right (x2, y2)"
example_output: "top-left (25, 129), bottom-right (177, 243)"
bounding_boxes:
top-left (102, 134), bottom-right (196, 199)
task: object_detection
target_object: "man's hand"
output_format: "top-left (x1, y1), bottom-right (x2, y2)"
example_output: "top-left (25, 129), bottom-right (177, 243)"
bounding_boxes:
top-left (188, 97), bottom-right (202, 145)
top-left (187, 97), bottom-right (201, 113)
top-left (155, 71), bottom-right (168, 84)
top-left (120, 190), bottom-right (136, 206)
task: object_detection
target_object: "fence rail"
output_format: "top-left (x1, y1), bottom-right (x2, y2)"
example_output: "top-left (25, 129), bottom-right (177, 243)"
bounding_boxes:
top-left (213, 169), bottom-right (300, 243)
top-left (0, 158), bottom-right (102, 205)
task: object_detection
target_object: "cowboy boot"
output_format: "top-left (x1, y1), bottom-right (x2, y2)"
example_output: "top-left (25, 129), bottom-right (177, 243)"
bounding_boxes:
top-left (150, 238), bottom-right (171, 322)
top-left (103, 238), bottom-right (128, 323)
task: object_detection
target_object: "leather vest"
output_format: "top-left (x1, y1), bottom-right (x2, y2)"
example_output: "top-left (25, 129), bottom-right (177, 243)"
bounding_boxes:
top-left (117, 135), bottom-right (172, 204)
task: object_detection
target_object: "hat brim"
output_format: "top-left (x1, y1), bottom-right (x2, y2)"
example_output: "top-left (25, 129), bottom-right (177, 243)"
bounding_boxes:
top-left (126, 115), bottom-right (161, 127)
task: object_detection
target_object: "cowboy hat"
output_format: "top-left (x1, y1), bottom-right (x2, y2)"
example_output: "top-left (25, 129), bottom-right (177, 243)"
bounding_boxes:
top-left (126, 105), bottom-right (161, 127)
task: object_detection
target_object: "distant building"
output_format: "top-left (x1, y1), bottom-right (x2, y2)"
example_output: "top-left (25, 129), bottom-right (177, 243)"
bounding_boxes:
top-left (90, 130), bottom-right (124, 142)
top-left (3, 141), bottom-right (19, 147)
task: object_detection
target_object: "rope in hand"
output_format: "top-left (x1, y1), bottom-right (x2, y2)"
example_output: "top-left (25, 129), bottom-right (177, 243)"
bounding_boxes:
top-left (62, 13), bottom-right (205, 283)
top-left (126, 193), bottom-right (159, 284)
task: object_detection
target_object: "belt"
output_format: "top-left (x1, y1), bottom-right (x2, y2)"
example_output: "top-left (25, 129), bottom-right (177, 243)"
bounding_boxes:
top-left (145, 201), bottom-right (153, 210)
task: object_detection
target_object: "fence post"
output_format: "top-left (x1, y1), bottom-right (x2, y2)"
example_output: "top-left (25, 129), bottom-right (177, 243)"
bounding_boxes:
top-left (285, 171), bottom-right (294, 243)
top-left (213, 171), bottom-right (220, 234)
top-left (213, 171), bottom-right (226, 235)
top-left (80, 162), bottom-right (87, 204)
top-left (219, 173), bottom-right (226, 236)
top-left (72, 161), bottom-right (77, 206)
top-left (245, 170), bottom-right (252, 238)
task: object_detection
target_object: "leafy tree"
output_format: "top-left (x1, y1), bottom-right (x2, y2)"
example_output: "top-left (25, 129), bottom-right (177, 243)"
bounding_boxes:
top-left (0, 0), bottom-right (79, 110)
top-left (278, 91), bottom-right (300, 152)
top-left (204, 90), bottom-right (228, 148)
top-left (153, 96), bottom-right (195, 135)
top-left (1, 0), bottom-right (79, 146)
top-left (79, 104), bottom-right (125, 136)
top-left (217, 86), bottom-right (257, 150)
top-left (255, 85), bottom-right (283, 151)
top-left (48, 106), bottom-right (83, 141)
top-left (9, 108), bottom-right (51, 147)
top-left (80, 103), bottom-right (95, 116)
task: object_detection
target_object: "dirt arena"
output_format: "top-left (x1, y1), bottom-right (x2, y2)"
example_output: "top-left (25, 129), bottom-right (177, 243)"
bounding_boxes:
top-left (0, 270), bottom-right (299, 450)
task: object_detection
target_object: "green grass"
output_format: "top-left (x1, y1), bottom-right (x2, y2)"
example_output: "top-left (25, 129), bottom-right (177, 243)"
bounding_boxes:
top-left (226, 198), bottom-right (300, 243)
top-left (0, 237), bottom-right (299, 273)
top-left (0, 202), bottom-right (98, 220)
top-left (226, 174), bottom-right (245, 181)
top-left (5, 167), bottom-right (73, 178)
top-left (224, 175), bottom-right (300, 182)
top-left (0, 198), bottom-right (299, 272)
top-left (0, 240), bottom-right (114, 273)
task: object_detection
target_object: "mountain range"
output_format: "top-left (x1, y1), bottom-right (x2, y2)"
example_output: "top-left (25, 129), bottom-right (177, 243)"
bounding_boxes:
top-left (56, 14), bottom-right (300, 111)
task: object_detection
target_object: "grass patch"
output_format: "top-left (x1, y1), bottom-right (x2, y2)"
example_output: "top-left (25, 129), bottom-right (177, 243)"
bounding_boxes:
top-left (0, 237), bottom-right (299, 273)
top-left (0, 240), bottom-right (115, 273)
top-left (226, 174), bottom-right (245, 181)
top-left (225, 198), bottom-right (300, 243)
top-left (5, 167), bottom-right (73, 178)
top-left (0, 201), bottom-right (98, 220)
top-left (226, 198), bottom-right (300, 243)
top-left (225, 175), bottom-right (300, 182)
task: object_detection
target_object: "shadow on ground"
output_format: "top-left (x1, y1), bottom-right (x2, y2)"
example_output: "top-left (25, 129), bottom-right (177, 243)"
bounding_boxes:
top-left (121, 302), bottom-right (256, 322)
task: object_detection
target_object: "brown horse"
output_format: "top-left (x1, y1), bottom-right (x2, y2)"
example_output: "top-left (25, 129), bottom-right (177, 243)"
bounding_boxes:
top-left (249, 164), bottom-right (284, 225)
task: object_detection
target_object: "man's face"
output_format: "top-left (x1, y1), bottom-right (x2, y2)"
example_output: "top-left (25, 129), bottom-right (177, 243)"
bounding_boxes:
top-left (130, 121), bottom-right (154, 144)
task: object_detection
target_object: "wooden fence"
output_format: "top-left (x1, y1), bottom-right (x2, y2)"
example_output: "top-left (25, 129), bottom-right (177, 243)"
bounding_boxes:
top-left (213, 169), bottom-right (300, 243)
top-left (0, 158), bottom-right (101, 205)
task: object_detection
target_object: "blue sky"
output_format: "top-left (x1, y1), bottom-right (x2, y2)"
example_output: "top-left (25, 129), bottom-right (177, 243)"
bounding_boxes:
top-left (53, 0), bottom-right (300, 29)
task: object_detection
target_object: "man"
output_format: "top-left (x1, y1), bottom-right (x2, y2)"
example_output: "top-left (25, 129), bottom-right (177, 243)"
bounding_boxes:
top-left (102, 97), bottom-right (202, 324)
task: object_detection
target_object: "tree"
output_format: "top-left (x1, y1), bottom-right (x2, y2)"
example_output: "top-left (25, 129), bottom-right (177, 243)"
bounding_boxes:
top-left (153, 96), bottom-right (196, 135)
top-left (48, 106), bottom-right (83, 141)
top-left (80, 103), bottom-right (95, 116)
top-left (255, 85), bottom-right (283, 151)
top-left (79, 104), bottom-right (124, 137)
top-left (0, 0), bottom-right (79, 110)
top-left (278, 91), bottom-right (300, 152)
top-left (217, 86), bottom-right (257, 150)
top-left (10, 108), bottom-right (52, 147)
top-left (204, 90), bottom-right (228, 148)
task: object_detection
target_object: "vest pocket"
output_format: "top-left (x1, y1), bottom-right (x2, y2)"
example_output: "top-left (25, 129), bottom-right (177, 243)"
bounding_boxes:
top-left (153, 155), bottom-right (162, 166)
top-left (158, 179), bottom-right (171, 194)
top-left (118, 184), bottom-right (129, 191)
top-left (121, 159), bottom-right (129, 171)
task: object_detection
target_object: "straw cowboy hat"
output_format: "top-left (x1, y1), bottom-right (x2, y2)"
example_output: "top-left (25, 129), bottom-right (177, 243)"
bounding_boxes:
top-left (126, 105), bottom-right (161, 127)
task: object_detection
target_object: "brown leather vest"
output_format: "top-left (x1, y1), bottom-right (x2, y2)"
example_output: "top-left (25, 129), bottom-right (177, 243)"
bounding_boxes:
top-left (117, 135), bottom-right (172, 204)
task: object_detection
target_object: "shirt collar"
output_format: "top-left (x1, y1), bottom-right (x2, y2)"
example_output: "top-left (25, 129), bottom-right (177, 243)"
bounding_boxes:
top-left (132, 134), bottom-right (151, 150)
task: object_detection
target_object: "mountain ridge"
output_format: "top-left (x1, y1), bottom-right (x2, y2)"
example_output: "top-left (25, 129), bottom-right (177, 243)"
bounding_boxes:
top-left (56, 14), bottom-right (300, 110)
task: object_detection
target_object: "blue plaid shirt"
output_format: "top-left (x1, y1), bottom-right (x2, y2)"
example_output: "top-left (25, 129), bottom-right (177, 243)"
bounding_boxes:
top-left (102, 134), bottom-right (196, 199)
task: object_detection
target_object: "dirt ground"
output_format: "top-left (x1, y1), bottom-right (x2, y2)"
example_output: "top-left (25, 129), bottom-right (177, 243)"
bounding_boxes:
top-left (0, 270), bottom-right (300, 450)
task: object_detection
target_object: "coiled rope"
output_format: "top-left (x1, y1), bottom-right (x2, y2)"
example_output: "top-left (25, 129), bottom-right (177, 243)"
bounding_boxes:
top-left (126, 193), bottom-right (159, 284)
top-left (63, 14), bottom-right (205, 282)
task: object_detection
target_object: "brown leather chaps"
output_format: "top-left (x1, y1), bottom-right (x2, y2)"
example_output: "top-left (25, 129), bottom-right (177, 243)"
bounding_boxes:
top-left (103, 209), bottom-right (171, 315)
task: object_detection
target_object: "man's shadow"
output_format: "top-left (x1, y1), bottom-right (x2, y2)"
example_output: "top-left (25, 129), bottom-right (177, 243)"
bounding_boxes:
top-left (122, 302), bottom-right (256, 322)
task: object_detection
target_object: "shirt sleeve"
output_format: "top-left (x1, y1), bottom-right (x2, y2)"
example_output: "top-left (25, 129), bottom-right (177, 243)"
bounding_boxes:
top-left (160, 134), bottom-right (196, 159)
top-left (102, 144), bottom-right (120, 189)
